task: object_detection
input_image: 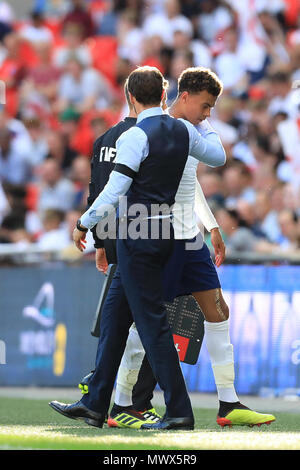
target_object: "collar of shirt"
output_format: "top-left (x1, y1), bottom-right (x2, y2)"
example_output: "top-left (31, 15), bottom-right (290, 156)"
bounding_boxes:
top-left (136, 106), bottom-right (163, 123)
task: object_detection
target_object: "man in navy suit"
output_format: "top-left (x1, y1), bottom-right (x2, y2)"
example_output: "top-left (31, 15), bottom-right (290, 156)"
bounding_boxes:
top-left (49, 66), bottom-right (226, 430)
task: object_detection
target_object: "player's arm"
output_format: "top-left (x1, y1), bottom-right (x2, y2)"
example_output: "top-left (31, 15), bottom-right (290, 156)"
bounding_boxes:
top-left (179, 118), bottom-right (226, 167)
top-left (73, 127), bottom-right (148, 251)
top-left (193, 120), bottom-right (226, 266)
top-left (194, 180), bottom-right (225, 267)
top-left (194, 174), bottom-right (219, 233)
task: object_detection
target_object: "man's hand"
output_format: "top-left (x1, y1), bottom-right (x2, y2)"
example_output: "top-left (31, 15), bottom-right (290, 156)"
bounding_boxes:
top-left (73, 227), bottom-right (87, 252)
top-left (96, 248), bottom-right (109, 274)
top-left (210, 227), bottom-right (225, 267)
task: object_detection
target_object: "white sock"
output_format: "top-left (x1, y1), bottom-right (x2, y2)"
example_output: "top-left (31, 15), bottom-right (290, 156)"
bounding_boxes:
top-left (114, 324), bottom-right (145, 407)
top-left (204, 319), bottom-right (239, 403)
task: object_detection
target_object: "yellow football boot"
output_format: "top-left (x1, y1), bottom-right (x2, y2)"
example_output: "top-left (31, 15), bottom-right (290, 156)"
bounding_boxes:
top-left (140, 407), bottom-right (162, 423)
top-left (217, 405), bottom-right (276, 428)
top-left (107, 409), bottom-right (152, 429)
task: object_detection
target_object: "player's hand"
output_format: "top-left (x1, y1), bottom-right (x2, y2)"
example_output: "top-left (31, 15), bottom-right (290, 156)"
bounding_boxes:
top-left (210, 227), bottom-right (225, 267)
top-left (73, 228), bottom-right (87, 252)
top-left (96, 248), bottom-right (109, 274)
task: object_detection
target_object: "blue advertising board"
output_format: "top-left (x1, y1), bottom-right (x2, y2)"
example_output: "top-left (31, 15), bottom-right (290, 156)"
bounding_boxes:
top-left (0, 263), bottom-right (100, 386)
top-left (0, 263), bottom-right (300, 396)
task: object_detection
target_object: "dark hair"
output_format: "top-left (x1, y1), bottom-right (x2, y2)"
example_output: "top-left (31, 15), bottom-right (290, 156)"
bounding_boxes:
top-left (224, 159), bottom-right (251, 178)
top-left (268, 70), bottom-right (290, 83)
top-left (127, 66), bottom-right (165, 106)
top-left (227, 208), bottom-right (248, 228)
top-left (43, 209), bottom-right (65, 224)
top-left (178, 67), bottom-right (223, 97)
top-left (1, 212), bottom-right (25, 230)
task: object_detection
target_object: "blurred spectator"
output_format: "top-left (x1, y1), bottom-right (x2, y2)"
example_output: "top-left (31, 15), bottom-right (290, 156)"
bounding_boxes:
top-left (3, 183), bottom-right (27, 214)
top-left (0, 182), bottom-right (34, 244)
top-left (252, 189), bottom-right (281, 242)
top-left (197, 171), bottom-right (225, 207)
top-left (44, 128), bottom-right (78, 172)
top-left (142, 0), bottom-right (193, 47)
top-left (58, 107), bottom-right (81, 153)
top-left (0, 180), bottom-right (9, 223)
top-left (172, 22), bottom-right (212, 69)
top-left (89, 113), bottom-right (110, 143)
top-left (196, 0), bottom-right (234, 45)
top-left (166, 50), bottom-right (194, 103)
top-left (0, 107), bottom-right (48, 169)
top-left (276, 111), bottom-right (300, 186)
top-left (32, 0), bottom-right (69, 19)
top-left (214, 207), bottom-right (276, 253)
top-left (54, 56), bottom-right (114, 113)
top-left (0, 127), bottom-right (32, 184)
top-left (282, 182), bottom-right (300, 214)
top-left (258, 9), bottom-right (290, 70)
top-left (267, 70), bottom-right (299, 118)
top-left (249, 132), bottom-right (278, 172)
top-left (227, 0), bottom-right (269, 82)
top-left (69, 155), bottom-right (91, 209)
top-left (19, 40), bottom-right (60, 117)
top-left (95, 2), bottom-right (119, 36)
top-left (0, 1), bottom-right (14, 25)
top-left (36, 158), bottom-right (76, 212)
top-left (235, 198), bottom-right (266, 238)
top-left (60, 0), bottom-right (95, 39)
top-left (36, 208), bottom-right (70, 251)
top-left (96, 0), bottom-right (145, 37)
top-left (231, 100), bottom-right (286, 174)
top-left (53, 22), bottom-right (92, 69)
top-left (277, 208), bottom-right (300, 251)
top-left (213, 26), bottom-right (249, 94)
top-left (19, 10), bottom-right (54, 45)
top-left (209, 96), bottom-right (239, 155)
top-left (21, 117), bottom-right (49, 168)
top-left (222, 160), bottom-right (256, 207)
top-left (252, 162), bottom-right (280, 196)
top-left (289, 42), bottom-right (300, 80)
top-left (0, 28), bottom-right (29, 117)
top-left (0, 210), bottom-right (30, 245)
top-left (117, 9), bottom-right (144, 64)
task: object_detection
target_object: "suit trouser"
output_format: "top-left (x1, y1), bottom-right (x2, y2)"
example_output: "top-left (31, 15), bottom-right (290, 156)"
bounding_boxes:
top-left (103, 235), bottom-right (158, 412)
top-left (81, 267), bottom-right (133, 414)
top-left (82, 223), bottom-right (193, 419)
top-left (117, 232), bottom-right (193, 419)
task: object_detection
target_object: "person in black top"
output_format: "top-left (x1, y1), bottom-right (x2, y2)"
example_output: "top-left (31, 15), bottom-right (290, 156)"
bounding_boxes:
top-left (87, 83), bottom-right (137, 269)
top-left (87, 89), bottom-right (137, 266)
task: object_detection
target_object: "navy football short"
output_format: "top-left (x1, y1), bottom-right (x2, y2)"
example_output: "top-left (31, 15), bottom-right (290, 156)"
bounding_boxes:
top-left (162, 233), bottom-right (221, 302)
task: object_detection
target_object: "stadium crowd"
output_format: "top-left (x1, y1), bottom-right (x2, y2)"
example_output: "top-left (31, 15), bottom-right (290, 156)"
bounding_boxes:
top-left (0, 0), bottom-right (300, 260)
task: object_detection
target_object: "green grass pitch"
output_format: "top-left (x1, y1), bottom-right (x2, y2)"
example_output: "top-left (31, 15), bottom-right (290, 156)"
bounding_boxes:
top-left (1, 397), bottom-right (300, 450)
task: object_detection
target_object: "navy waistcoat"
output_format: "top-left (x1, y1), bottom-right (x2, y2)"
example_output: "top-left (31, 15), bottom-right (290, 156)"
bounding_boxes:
top-left (126, 114), bottom-right (189, 211)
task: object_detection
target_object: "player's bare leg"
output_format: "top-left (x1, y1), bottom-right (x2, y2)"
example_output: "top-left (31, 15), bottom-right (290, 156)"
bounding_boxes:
top-left (192, 288), bottom-right (275, 427)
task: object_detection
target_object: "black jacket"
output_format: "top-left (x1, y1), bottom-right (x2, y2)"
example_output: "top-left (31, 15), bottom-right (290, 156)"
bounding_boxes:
top-left (87, 117), bottom-right (137, 248)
